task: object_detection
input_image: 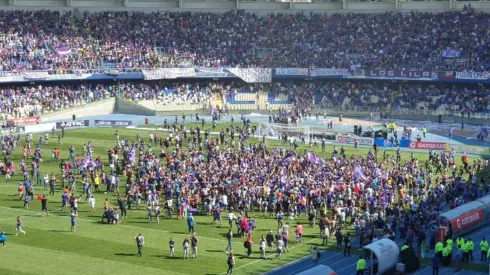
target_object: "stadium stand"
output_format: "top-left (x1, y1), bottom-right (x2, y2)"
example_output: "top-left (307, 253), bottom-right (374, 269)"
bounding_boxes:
top-left (1, 80), bottom-right (487, 120)
top-left (0, 10), bottom-right (488, 71)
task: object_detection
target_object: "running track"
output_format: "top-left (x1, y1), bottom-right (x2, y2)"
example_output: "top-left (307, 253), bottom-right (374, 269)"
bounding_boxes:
top-left (265, 225), bottom-right (490, 275)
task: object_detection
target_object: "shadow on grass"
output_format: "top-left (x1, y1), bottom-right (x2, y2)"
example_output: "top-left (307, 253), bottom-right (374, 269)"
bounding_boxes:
top-left (205, 249), bottom-right (227, 253)
top-left (114, 253), bottom-right (136, 256)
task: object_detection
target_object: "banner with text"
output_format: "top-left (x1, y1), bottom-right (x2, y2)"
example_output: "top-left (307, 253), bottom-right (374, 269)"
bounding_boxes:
top-left (8, 116), bottom-right (40, 125)
top-left (274, 68), bottom-right (309, 76)
top-left (195, 68), bottom-right (234, 78)
top-left (455, 71), bottom-right (489, 80)
top-left (366, 70), bottom-right (440, 80)
top-left (22, 71), bottom-right (49, 81)
top-left (141, 68), bottom-right (196, 80)
top-left (56, 120), bottom-right (90, 129)
top-left (336, 134), bottom-right (373, 145)
top-left (409, 141), bottom-right (448, 150)
top-left (310, 68), bottom-right (349, 77)
top-left (451, 209), bottom-right (483, 231)
top-left (227, 68), bottom-right (272, 83)
top-left (95, 120), bottom-right (132, 127)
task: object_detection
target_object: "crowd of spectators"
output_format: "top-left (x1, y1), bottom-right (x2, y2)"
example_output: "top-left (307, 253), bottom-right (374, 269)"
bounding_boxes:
top-left (266, 81), bottom-right (489, 116)
top-left (0, 10), bottom-right (489, 71)
top-left (1, 80), bottom-right (487, 120)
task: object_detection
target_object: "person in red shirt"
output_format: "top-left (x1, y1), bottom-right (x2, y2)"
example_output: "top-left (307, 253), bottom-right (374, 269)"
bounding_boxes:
top-left (296, 223), bottom-right (304, 243)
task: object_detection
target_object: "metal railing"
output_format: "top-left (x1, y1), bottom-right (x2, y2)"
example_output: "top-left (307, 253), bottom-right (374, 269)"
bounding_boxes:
top-left (315, 105), bottom-right (490, 121)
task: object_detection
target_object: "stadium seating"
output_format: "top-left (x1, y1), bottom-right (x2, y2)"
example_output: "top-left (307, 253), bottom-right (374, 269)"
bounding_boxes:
top-left (0, 10), bottom-right (489, 71)
top-left (0, 80), bottom-right (487, 118)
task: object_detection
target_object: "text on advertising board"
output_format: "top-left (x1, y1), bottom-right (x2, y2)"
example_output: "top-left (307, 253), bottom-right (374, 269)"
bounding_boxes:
top-left (409, 141), bottom-right (447, 150)
top-left (336, 135), bottom-right (373, 145)
top-left (56, 120), bottom-right (90, 129)
top-left (95, 120), bottom-right (132, 127)
top-left (452, 209), bottom-right (483, 230)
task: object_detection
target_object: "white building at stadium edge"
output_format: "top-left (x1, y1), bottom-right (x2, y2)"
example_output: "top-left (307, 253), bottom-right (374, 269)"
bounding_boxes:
top-left (3, 0), bottom-right (490, 13)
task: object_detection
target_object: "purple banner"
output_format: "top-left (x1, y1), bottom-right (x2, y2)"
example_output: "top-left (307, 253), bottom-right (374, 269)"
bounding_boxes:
top-left (56, 47), bottom-right (72, 56)
top-left (366, 70), bottom-right (439, 79)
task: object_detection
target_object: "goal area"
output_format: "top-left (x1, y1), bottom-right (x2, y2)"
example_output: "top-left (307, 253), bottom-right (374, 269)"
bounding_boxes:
top-left (257, 122), bottom-right (311, 140)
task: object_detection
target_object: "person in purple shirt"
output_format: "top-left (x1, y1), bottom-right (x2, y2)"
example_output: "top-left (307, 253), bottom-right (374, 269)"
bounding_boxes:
top-left (23, 194), bottom-right (29, 209)
top-left (61, 192), bottom-right (69, 212)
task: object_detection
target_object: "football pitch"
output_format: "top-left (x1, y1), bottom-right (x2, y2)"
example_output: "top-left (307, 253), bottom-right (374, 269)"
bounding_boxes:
top-left (0, 125), bottom-right (481, 275)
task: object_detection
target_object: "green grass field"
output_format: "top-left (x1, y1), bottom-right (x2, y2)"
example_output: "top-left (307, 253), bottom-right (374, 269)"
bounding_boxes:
top-left (0, 125), bottom-right (482, 275)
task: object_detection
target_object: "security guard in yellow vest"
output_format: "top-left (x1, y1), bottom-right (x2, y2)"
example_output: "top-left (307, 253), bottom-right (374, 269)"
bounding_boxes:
top-left (442, 244), bottom-right (450, 266)
top-left (446, 238), bottom-right (453, 260)
top-left (462, 240), bottom-right (470, 263)
top-left (481, 237), bottom-right (489, 262)
top-left (401, 243), bottom-right (409, 252)
top-left (468, 238), bottom-right (474, 262)
top-left (456, 237), bottom-right (464, 248)
top-left (356, 256), bottom-right (366, 275)
top-left (435, 241), bottom-right (444, 260)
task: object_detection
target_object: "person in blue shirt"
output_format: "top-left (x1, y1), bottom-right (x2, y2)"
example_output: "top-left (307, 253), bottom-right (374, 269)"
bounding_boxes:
top-left (187, 213), bottom-right (195, 233)
top-left (0, 232), bottom-right (6, 246)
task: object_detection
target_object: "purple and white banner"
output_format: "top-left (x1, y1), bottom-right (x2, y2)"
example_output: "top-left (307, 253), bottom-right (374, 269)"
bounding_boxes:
top-left (56, 47), bottom-right (72, 56)
top-left (227, 68), bottom-right (272, 83)
top-left (22, 71), bottom-right (49, 80)
top-left (142, 68), bottom-right (196, 80)
top-left (95, 120), bottom-right (132, 127)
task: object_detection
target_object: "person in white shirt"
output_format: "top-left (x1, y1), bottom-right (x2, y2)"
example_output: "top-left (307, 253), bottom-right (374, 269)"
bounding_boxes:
top-left (72, 197), bottom-right (79, 214)
top-left (276, 239), bottom-right (285, 258)
top-left (282, 222), bottom-right (290, 237)
top-left (88, 195), bottom-right (96, 213)
top-left (221, 194), bottom-right (228, 209)
top-left (44, 173), bottom-right (49, 189)
top-left (260, 236), bottom-right (267, 259)
top-left (228, 211), bottom-right (237, 228)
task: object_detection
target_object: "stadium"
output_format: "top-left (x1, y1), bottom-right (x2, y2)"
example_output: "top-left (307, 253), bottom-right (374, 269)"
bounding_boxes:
top-left (0, 1), bottom-right (489, 275)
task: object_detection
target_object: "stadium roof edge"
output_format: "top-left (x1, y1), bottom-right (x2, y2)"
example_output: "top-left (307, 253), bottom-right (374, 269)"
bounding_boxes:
top-left (3, 0), bottom-right (490, 13)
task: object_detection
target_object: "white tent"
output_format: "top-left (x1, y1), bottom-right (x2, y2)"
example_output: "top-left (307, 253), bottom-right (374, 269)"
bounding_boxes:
top-left (363, 238), bottom-right (399, 274)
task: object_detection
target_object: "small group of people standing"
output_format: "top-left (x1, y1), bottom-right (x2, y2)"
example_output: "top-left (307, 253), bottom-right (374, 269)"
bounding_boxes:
top-left (134, 233), bottom-right (198, 260)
